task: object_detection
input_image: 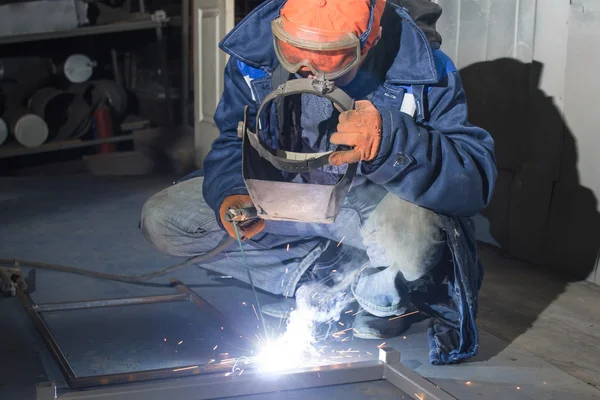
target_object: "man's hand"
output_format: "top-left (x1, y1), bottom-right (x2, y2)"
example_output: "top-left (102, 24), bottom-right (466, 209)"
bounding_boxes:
top-left (329, 100), bottom-right (382, 166)
top-left (219, 195), bottom-right (265, 239)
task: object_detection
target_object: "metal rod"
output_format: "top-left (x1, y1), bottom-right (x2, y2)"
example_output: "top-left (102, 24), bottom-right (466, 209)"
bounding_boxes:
top-left (181, 0), bottom-right (190, 126)
top-left (49, 361), bottom-right (388, 399)
top-left (34, 293), bottom-right (190, 313)
top-left (233, 223), bottom-right (269, 342)
top-left (155, 25), bottom-right (174, 126)
top-left (16, 289), bottom-right (78, 385)
top-left (384, 363), bottom-right (458, 400)
top-left (111, 49), bottom-right (124, 88)
top-left (0, 134), bottom-right (135, 159)
top-left (170, 279), bottom-right (243, 336)
top-left (68, 362), bottom-right (233, 390)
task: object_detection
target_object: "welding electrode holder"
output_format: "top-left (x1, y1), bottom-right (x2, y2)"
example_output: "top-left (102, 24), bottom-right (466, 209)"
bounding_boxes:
top-left (224, 206), bottom-right (259, 225)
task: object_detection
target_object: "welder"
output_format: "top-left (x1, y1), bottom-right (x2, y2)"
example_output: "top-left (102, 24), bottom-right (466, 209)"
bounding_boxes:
top-left (141, 0), bottom-right (497, 365)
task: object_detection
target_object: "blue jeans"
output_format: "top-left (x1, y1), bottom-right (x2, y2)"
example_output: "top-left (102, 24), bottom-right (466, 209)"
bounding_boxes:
top-left (141, 177), bottom-right (446, 317)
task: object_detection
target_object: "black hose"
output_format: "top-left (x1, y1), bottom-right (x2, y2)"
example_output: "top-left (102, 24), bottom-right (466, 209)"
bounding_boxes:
top-left (0, 238), bottom-right (236, 283)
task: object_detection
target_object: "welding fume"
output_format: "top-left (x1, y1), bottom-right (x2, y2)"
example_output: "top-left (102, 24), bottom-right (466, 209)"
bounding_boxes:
top-left (140, 0), bottom-right (498, 367)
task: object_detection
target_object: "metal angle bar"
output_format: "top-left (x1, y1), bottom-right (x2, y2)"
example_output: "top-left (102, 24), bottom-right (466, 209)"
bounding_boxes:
top-left (16, 289), bottom-right (78, 384)
top-left (51, 361), bottom-right (387, 400)
top-left (34, 293), bottom-right (190, 312)
top-left (384, 362), bottom-right (458, 400)
top-left (67, 362), bottom-right (234, 390)
top-left (170, 279), bottom-right (243, 336)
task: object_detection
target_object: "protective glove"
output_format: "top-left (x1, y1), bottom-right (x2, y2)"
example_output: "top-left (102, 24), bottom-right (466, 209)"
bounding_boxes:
top-left (329, 100), bottom-right (382, 166)
top-left (219, 195), bottom-right (265, 240)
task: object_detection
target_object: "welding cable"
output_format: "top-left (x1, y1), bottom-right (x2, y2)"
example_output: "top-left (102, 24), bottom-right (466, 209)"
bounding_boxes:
top-left (0, 238), bottom-right (236, 283)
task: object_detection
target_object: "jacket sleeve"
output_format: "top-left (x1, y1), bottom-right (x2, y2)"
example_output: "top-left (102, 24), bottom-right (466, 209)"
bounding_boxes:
top-left (202, 57), bottom-right (258, 221)
top-left (360, 68), bottom-right (498, 217)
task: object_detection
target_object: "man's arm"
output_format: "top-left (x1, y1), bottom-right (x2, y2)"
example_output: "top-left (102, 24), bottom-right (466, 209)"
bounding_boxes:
top-left (202, 57), bottom-right (258, 224)
top-left (360, 59), bottom-right (497, 217)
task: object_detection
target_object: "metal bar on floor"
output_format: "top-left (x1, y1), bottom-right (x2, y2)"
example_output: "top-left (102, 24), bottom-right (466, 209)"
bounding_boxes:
top-left (16, 289), bottom-right (79, 385)
top-left (170, 279), bottom-right (244, 336)
top-left (34, 293), bottom-right (190, 312)
top-left (67, 361), bottom-right (234, 390)
top-left (38, 361), bottom-right (389, 400)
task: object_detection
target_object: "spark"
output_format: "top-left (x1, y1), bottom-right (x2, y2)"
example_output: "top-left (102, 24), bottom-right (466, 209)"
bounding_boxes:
top-left (318, 372), bottom-right (321, 378)
top-left (251, 304), bottom-right (260, 320)
top-left (543, 382), bottom-right (547, 385)
top-left (338, 322), bottom-right (345, 326)
top-left (337, 236), bottom-right (345, 246)
top-left (415, 394), bottom-right (424, 400)
top-left (218, 353), bottom-right (230, 356)
top-left (342, 337), bottom-right (350, 342)
top-left (213, 345), bottom-right (218, 351)
top-left (239, 369), bottom-right (244, 376)
top-left (163, 338), bottom-right (167, 342)
top-left (254, 334), bottom-right (264, 344)
top-left (377, 342), bottom-right (386, 348)
top-left (516, 387), bottom-right (521, 390)
top-left (388, 311), bottom-right (420, 321)
top-left (366, 352), bottom-right (373, 356)
top-left (286, 244), bottom-right (290, 251)
top-left (285, 268), bottom-right (289, 274)
top-left (178, 340), bottom-right (183, 345)
top-left (332, 270), bottom-right (337, 273)
top-left (173, 365), bottom-right (198, 372)
top-left (403, 336), bottom-right (407, 340)
top-left (466, 381), bottom-right (472, 386)
top-left (332, 327), bottom-right (353, 336)
top-left (352, 309), bottom-right (366, 316)
top-left (281, 279), bottom-right (284, 287)
top-left (224, 372), bottom-right (232, 377)
top-left (208, 359), bottom-right (215, 364)
top-left (345, 309), bottom-right (353, 314)
top-left (242, 302), bottom-right (247, 306)
top-left (312, 292), bottom-right (319, 299)
top-left (221, 327), bottom-right (224, 330)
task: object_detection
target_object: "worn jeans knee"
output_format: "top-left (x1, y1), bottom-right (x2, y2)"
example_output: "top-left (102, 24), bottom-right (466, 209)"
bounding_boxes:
top-left (140, 177), bottom-right (225, 257)
top-left (365, 193), bottom-right (446, 282)
top-left (352, 194), bottom-right (446, 317)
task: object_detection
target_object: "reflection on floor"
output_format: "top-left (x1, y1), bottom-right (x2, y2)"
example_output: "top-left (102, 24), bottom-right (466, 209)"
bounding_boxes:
top-left (1, 175), bottom-right (599, 399)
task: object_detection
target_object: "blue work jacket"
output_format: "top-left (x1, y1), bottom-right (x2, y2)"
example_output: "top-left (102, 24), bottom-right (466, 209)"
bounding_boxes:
top-left (199, 0), bottom-right (498, 365)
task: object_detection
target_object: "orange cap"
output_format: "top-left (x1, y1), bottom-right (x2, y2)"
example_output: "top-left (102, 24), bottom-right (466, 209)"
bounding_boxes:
top-left (280, 0), bottom-right (386, 54)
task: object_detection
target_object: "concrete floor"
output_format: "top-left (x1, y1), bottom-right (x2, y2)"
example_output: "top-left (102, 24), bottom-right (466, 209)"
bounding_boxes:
top-left (477, 244), bottom-right (600, 390)
top-left (1, 174), bottom-right (600, 399)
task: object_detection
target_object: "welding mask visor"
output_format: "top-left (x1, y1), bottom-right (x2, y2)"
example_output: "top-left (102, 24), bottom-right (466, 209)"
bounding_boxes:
top-left (272, 16), bottom-right (362, 80)
top-left (237, 77), bottom-right (357, 224)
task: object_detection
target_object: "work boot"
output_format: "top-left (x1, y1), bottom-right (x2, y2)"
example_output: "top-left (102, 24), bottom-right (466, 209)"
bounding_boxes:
top-left (352, 307), bottom-right (422, 339)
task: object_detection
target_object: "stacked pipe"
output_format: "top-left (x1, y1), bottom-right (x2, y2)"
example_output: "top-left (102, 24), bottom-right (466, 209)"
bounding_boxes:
top-left (0, 56), bottom-right (127, 149)
top-left (0, 58), bottom-right (54, 148)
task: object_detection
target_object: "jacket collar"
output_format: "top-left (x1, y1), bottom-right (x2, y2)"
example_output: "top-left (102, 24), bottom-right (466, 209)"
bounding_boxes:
top-left (219, 0), bottom-right (438, 84)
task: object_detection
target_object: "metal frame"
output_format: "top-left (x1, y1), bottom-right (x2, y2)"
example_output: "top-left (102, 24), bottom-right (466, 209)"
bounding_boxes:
top-left (35, 348), bottom-right (457, 400)
top-left (17, 278), bottom-right (242, 390)
top-left (17, 270), bottom-right (457, 400)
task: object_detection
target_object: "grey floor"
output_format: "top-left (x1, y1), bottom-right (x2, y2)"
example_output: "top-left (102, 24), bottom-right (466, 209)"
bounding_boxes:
top-left (1, 174), bottom-right (599, 400)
